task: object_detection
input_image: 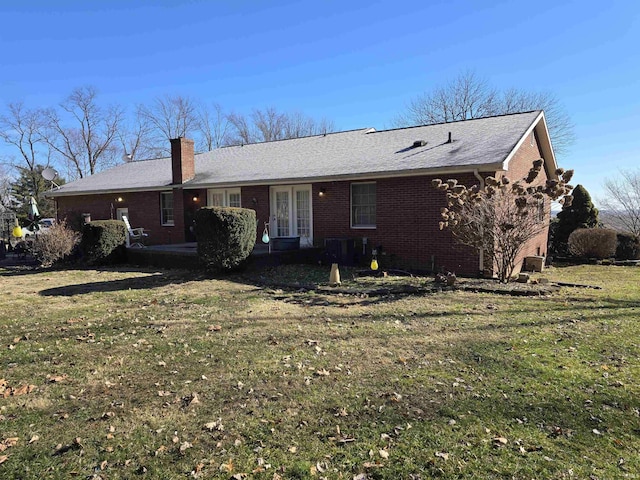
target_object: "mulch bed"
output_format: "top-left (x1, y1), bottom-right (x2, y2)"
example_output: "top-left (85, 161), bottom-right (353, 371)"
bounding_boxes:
top-left (244, 267), bottom-right (564, 297)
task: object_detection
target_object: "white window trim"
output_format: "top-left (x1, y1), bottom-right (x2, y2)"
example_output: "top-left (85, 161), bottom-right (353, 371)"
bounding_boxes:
top-left (160, 191), bottom-right (174, 226)
top-left (207, 188), bottom-right (241, 207)
top-left (350, 181), bottom-right (377, 229)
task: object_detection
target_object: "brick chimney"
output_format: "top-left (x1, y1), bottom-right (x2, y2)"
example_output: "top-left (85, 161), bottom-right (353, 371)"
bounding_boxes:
top-left (170, 137), bottom-right (195, 184)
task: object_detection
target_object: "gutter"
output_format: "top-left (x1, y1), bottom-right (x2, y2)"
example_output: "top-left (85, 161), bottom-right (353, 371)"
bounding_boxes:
top-left (473, 169), bottom-right (486, 276)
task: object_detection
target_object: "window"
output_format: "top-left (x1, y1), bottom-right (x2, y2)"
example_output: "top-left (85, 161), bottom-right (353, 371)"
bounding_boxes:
top-left (351, 182), bottom-right (376, 228)
top-left (537, 198), bottom-right (546, 223)
top-left (160, 192), bottom-right (174, 226)
top-left (208, 188), bottom-right (241, 207)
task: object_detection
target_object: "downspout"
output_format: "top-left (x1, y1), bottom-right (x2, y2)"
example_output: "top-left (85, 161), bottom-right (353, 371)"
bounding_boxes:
top-left (473, 169), bottom-right (485, 276)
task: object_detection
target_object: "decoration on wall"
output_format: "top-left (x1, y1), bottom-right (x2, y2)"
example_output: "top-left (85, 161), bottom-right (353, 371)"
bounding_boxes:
top-left (370, 249), bottom-right (379, 271)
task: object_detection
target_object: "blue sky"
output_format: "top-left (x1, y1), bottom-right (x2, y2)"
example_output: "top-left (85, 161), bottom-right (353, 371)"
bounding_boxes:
top-left (1, 0), bottom-right (639, 206)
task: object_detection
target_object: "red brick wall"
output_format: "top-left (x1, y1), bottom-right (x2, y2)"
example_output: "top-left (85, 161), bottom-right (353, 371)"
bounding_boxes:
top-left (312, 175), bottom-right (481, 275)
top-left (171, 138), bottom-right (195, 184)
top-left (500, 130), bottom-right (551, 272)
top-left (55, 189), bottom-right (187, 245)
top-left (241, 185), bottom-right (270, 243)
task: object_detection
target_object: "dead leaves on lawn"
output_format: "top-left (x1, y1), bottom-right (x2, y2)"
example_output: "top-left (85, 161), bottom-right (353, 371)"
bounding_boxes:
top-left (0, 378), bottom-right (36, 397)
top-left (53, 437), bottom-right (83, 456)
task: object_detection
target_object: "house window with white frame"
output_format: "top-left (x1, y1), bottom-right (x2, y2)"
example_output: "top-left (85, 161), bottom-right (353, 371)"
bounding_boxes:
top-left (208, 188), bottom-right (241, 207)
top-left (160, 192), bottom-right (174, 226)
top-left (351, 182), bottom-right (376, 228)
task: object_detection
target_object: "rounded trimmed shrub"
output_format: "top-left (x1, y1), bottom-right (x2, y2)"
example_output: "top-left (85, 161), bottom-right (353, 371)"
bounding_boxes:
top-left (195, 207), bottom-right (256, 271)
top-left (568, 228), bottom-right (617, 259)
top-left (80, 220), bottom-right (127, 265)
top-left (616, 232), bottom-right (640, 260)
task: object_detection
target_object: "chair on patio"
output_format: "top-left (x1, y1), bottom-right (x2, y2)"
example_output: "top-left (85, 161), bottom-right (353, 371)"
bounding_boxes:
top-left (122, 215), bottom-right (148, 248)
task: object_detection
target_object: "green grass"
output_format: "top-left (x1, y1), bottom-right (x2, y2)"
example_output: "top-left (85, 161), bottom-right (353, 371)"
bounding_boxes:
top-left (1, 264), bottom-right (639, 479)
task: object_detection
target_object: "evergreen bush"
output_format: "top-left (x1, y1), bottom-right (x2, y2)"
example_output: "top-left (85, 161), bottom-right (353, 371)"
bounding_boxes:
top-left (615, 232), bottom-right (640, 260)
top-left (80, 220), bottom-right (127, 265)
top-left (552, 185), bottom-right (599, 255)
top-left (568, 228), bottom-right (617, 259)
top-left (196, 207), bottom-right (256, 271)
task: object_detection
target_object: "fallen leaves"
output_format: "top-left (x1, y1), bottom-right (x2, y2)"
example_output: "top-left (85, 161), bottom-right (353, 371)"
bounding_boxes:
top-left (204, 418), bottom-right (224, 431)
top-left (493, 437), bottom-right (508, 447)
top-left (53, 437), bottom-right (83, 456)
top-left (0, 437), bottom-right (19, 452)
top-left (46, 374), bottom-right (68, 383)
top-left (435, 451), bottom-right (449, 461)
top-left (181, 392), bottom-right (200, 408)
top-left (1, 379), bottom-right (36, 397)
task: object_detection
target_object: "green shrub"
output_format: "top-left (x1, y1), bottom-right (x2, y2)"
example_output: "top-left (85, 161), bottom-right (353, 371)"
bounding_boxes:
top-left (80, 220), bottom-right (127, 265)
top-left (568, 228), bottom-right (617, 259)
top-left (28, 221), bottom-right (80, 267)
top-left (616, 232), bottom-right (640, 260)
top-left (196, 207), bottom-right (256, 270)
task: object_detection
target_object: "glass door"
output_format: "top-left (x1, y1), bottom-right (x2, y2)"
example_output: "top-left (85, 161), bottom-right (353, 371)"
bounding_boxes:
top-left (270, 185), bottom-right (313, 244)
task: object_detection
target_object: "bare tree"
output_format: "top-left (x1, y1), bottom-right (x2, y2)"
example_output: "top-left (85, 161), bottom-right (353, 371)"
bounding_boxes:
top-left (0, 165), bottom-right (12, 211)
top-left (252, 107), bottom-right (288, 142)
top-left (0, 102), bottom-right (55, 206)
top-left (398, 71), bottom-right (498, 125)
top-left (227, 107), bottom-right (336, 145)
top-left (196, 102), bottom-right (232, 150)
top-left (41, 86), bottom-right (122, 179)
top-left (600, 169), bottom-right (640, 236)
top-left (433, 161), bottom-right (574, 282)
top-left (116, 113), bottom-right (156, 162)
top-left (226, 111), bottom-right (255, 145)
top-left (137, 94), bottom-right (198, 154)
top-left (0, 102), bottom-right (52, 172)
top-left (395, 70), bottom-right (575, 156)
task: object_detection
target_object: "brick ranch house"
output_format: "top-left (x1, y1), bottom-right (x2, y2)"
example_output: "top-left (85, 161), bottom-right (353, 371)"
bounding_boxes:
top-left (48, 110), bottom-right (558, 276)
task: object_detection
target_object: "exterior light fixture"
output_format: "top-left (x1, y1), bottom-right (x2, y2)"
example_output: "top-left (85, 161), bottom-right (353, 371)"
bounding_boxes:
top-left (319, 188), bottom-right (326, 197)
top-left (192, 193), bottom-right (200, 202)
top-left (116, 196), bottom-right (124, 203)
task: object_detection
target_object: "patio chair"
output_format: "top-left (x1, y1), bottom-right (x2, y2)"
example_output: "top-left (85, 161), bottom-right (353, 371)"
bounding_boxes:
top-left (122, 215), bottom-right (148, 248)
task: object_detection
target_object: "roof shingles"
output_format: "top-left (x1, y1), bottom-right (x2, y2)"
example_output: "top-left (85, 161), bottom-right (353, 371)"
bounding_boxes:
top-left (50, 111), bottom-right (541, 195)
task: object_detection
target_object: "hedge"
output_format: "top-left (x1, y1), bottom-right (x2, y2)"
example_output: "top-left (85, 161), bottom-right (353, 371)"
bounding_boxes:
top-left (568, 228), bottom-right (617, 259)
top-left (195, 207), bottom-right (256, 270)
top-left (616, 232), bottom-right (640, 260)
top-left (80, 220), bottom-right (127, 265)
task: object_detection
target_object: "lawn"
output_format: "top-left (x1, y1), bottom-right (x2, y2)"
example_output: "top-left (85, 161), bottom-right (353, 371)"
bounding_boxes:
top-left (1, 264), bottom-right (639, 479)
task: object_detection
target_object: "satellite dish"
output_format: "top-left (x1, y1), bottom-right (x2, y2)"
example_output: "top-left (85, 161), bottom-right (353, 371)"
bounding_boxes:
top-left (122, 153), bottom-right (133, 162)
top-left (42, 167), bottom-right (58, 181)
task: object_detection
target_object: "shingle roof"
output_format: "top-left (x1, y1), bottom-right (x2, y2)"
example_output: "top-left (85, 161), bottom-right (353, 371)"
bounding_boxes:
top-left (49, 111), bottom-right (545, 196)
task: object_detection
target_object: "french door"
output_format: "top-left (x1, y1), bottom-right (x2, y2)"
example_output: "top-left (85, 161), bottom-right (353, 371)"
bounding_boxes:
top-left (270, 185), bottom-right (313, 246)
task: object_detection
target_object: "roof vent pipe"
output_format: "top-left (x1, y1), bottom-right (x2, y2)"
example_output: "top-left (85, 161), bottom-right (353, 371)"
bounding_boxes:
top-left (447, 132), bottom-right (452, 143)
